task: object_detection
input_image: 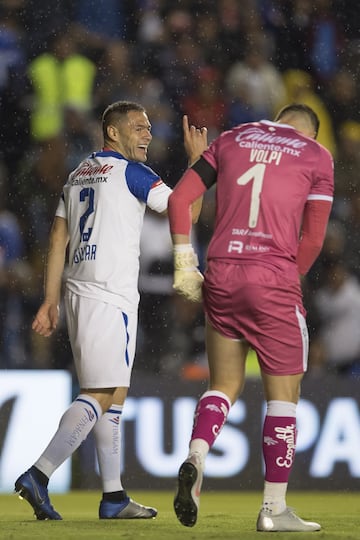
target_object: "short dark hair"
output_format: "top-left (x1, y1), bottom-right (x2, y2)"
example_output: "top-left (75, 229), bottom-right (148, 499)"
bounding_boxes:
top-left (102, 101), bottom-right (146, 140)
top-left (274, 103), bottom-right (320, 138)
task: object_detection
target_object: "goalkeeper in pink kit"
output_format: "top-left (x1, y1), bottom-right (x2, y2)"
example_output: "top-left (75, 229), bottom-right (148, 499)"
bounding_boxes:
top-left (168, 104), bottom-right (334, 532)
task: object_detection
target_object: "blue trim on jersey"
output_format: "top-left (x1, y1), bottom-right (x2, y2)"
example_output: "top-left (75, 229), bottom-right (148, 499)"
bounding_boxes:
top-left (107, 408), bottom-right (123, 415)
top-left (122, 312), bottom-right (130, 367)
top-left (91, 150), bottom-right (160, 203)
top-left (75, 397), bottom-right (99, 421)
top-left (125, 161), bottom-right (160, 203)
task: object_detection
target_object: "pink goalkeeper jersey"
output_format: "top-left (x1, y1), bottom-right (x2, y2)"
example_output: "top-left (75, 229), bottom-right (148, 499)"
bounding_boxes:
top-left (202, 120), bottom-right (334, 280)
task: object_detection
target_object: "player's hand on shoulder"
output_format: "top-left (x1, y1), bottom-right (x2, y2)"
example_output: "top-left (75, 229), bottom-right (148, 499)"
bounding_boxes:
top-left (32, 302), bottom-right (59, 337)
top-left (183, 115), bottom-right (208, 166)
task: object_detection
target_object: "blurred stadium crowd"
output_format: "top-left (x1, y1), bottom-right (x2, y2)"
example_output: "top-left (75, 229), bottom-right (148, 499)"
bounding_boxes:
top-left (0, 0), bottom-right (359, 379)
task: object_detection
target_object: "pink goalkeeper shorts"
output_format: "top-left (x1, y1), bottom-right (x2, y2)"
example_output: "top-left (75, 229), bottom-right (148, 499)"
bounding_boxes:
top-left (203, 260), bottom-right (308, 376)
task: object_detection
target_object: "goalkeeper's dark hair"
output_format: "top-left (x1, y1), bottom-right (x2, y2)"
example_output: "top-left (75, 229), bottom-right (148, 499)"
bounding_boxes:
top-left (274, 103), bottom-right (320, 139)
top-left (102, 101), bottom-right (146, 140)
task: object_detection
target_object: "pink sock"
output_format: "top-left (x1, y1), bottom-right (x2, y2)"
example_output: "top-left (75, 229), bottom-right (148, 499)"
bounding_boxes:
top-left (190, 391), bottom-right (231, 448)
top-left (262, 413), bottom-right (297, 483)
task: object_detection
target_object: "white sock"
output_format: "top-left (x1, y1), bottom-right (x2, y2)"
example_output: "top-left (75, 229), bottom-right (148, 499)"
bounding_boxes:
top-left (262, 481), bottom-right (287, 515)
top-left (34, 394), bottom-right (102, 478)
top-left (188, 439), bottom-right (209, 469)
top-left (267, 399), bottom-right (297, 417)
top-left (93, 404), bottom-right (123, 493)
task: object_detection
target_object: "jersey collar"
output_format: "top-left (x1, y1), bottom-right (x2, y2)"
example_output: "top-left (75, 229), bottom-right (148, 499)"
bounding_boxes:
top-left (92, 148), bottom-right (126, 160)
top-left (260, 119), bottom-right (296, 130)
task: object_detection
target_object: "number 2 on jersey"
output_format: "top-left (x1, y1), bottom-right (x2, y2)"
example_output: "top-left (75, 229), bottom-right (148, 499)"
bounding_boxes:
top-left (237, 163), bottom-right (265, 228)
top-left (79, 187), bottom-right (95, 241)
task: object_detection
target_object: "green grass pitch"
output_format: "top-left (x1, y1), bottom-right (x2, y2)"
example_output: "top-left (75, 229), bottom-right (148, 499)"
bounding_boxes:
top-left (1, 490), bottom-right (359, 539)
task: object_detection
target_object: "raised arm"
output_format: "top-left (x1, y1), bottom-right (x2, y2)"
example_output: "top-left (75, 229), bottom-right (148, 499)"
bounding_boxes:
top-left (183, 115), bottom-right (208, 223)
top-left (168, 164), bottom-right (209, 302)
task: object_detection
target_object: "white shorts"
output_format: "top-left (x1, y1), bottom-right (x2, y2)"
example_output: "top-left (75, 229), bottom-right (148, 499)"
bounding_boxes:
top-left (64, 291), bottom-right (137, 388)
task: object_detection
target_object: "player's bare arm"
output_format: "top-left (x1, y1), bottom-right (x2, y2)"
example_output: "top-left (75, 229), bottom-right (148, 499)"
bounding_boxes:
top-left (32, 216), bottom-right (69, 337)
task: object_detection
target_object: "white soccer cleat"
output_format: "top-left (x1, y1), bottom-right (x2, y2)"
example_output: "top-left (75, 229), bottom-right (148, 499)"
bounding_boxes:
top-left (173, 452), bottom-right (203, 527)
top-left (256, 507), bottom-right (321, 532)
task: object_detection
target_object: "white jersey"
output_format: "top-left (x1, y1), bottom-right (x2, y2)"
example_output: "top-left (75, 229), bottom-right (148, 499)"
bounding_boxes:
top-left (56, 149), bottom-right (172, 312)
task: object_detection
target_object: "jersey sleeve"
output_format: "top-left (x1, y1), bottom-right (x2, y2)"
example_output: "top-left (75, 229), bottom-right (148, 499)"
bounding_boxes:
top-left (55, 193), bottom-right (66, 219)
top-left (308, 145), bottom-right (334, 202)
top-left (192, 156), bottom-right (217, 188)
top-left (125, 161), bottom-right (172, 213)
top-left (297, 199), bottom-right (332, 275)
top-left (202, 138), bottom-right (219, 173)
top-left (147, 181), bottom-right (172, 213)
top-left (168, 168), bottom-right (208, 235)
top-left (125, 161), bottom-right (161, 202)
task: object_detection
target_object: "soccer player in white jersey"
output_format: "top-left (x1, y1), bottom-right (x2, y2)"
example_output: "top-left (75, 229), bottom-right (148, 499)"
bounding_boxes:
top-left (168, 104), bottom-right (334, 531)
top-left (15, 101), bottom-right (207, 520)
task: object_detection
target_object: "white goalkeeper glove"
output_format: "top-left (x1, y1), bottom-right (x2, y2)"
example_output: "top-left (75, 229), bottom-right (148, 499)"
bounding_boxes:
top-left (173, 244), bottom-right (204, 302)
